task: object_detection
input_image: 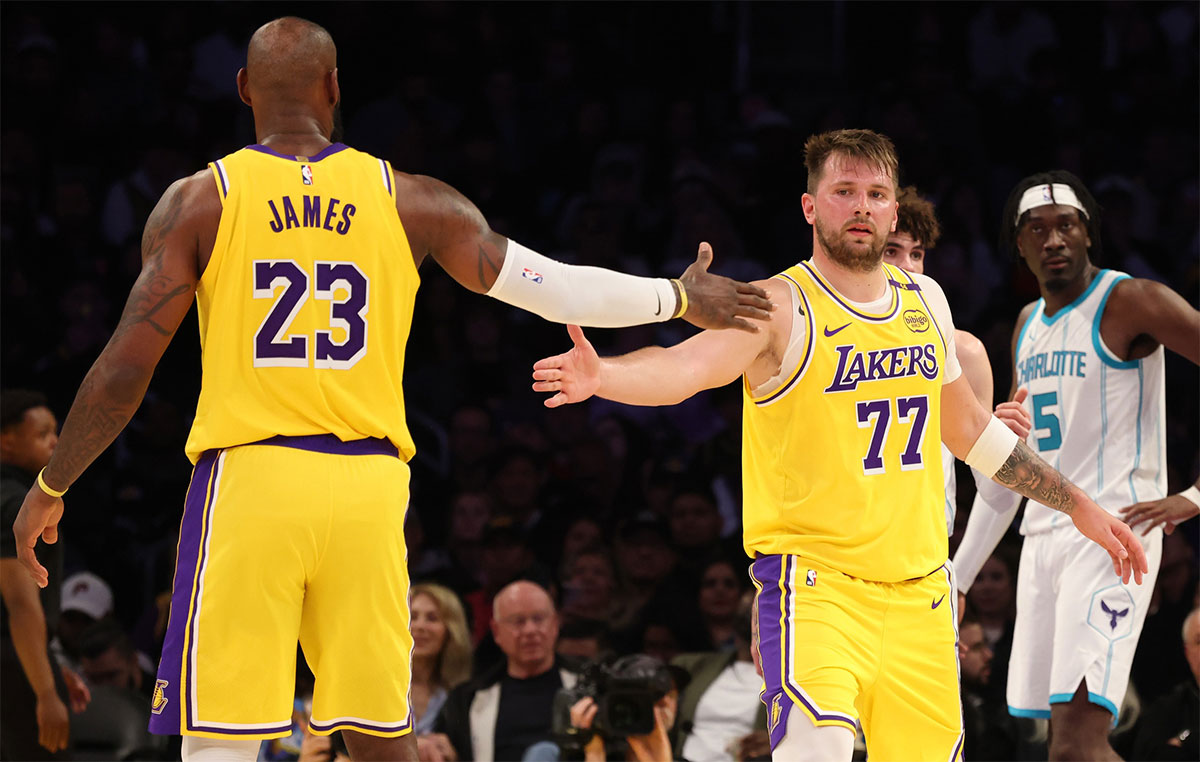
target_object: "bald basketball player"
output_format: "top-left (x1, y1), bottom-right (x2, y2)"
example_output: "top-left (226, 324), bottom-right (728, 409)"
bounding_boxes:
top-left (12, 17), bottom-right (771, 762)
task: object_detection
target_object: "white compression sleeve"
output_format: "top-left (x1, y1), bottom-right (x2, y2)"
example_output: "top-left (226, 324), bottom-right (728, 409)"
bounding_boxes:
top-left (485, 240), bottom-right (679, 327)
top-left (182, 736), bottom-right (261, 762)
top-left (952, 484), bottom-right (1021, 594)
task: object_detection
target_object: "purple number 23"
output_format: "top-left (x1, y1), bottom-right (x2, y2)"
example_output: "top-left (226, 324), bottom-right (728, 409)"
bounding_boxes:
top-left (253, 260), bottom-right (369, 369)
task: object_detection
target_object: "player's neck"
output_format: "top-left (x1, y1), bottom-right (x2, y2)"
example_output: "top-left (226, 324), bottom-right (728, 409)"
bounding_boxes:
top-left (254, 116), bottom-right (334, 158)
top-left (810, 249), bottom-right (888, 303)
top-left (1040, 264), bottom-right (1101, 316)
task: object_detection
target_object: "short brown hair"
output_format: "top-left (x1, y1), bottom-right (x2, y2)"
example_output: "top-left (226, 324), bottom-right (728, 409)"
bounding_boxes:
top-left (895, 186), bottom-right (941, 249)
top-left (804, 129), bottom-right (899, 194)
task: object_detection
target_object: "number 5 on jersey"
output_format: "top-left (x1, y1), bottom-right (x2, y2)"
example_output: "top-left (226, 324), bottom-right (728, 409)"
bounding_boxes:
top-left (253, 260), bottom-right (369, 369)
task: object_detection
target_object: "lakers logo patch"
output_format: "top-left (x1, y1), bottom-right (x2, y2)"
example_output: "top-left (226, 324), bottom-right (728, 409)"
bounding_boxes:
top-left (151, 679), bottom-right (169, 714)
top-left (769, 693), bottom-right (783, 731)
top-left (903, 309), bottom-right (930, 333)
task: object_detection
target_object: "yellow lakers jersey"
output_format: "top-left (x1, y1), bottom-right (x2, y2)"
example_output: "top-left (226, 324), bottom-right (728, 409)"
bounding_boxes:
top-left (742, 261), bottom-right (947, 582)
top-left (184, 143), bottom-right (419, 463)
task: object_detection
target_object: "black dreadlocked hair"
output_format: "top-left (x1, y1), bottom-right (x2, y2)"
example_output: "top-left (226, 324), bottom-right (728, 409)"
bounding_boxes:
top-left (999, 170), bottom-right (1103, 261)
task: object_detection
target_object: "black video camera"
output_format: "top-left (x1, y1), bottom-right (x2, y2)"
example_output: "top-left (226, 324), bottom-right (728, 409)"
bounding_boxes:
top-left (552, 654), bottom-right (680, 755)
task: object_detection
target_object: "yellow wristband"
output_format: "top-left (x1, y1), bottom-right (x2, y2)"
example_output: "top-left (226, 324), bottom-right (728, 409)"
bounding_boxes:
top-left (671, 278), bottom-right (689, 319)
top-left (36, 468), bottom-right (67, 498)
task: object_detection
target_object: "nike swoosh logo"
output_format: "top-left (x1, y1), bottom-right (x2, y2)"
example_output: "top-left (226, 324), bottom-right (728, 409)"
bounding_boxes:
top-left (654, 291), bottom-right (662, 316)
top-left (931, 595), bottom-right (945, 610)
top-left (823, 323), bottom-right (851, 337)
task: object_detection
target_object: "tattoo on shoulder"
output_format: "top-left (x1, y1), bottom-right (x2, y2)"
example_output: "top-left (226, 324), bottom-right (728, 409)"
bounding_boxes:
top-left (994, 440), bottom-right (1075, 514)
top-left (112, 186), bottom-right (191, 339)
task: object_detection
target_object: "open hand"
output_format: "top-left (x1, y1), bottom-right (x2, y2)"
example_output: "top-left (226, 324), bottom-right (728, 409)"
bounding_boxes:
top-left (1119, 493), bottom-right (1199, 536)
top-left (1071, 502), bottom-right (1148, 585)
top-left (994, 387), bottom-right (1032, 440)
top-left (678, 242), bottom-right (774, 332)
top-left (13, 486), bottom-right (64, 588)
top-left (532, 325), bottom-right (601, 408)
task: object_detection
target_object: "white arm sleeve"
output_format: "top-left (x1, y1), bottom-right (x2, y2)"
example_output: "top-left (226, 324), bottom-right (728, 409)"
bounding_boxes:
top-left (952, 472), bottom-right (1022, 593)
top-left (909, 273), bottom-right (962, 384)
top-left (485, 240), bottom-right (679, 327)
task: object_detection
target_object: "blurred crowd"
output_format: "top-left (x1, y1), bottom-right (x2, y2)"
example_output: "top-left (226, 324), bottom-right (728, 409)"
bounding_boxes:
top-left (1, 2), bottom-right (1197, 760)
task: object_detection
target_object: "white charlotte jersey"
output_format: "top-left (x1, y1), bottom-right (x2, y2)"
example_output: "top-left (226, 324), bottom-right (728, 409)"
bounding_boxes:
top-left (1015, 269), bottom-right (1166, 536)
top-left (942, 444), bottom-right (956, 535)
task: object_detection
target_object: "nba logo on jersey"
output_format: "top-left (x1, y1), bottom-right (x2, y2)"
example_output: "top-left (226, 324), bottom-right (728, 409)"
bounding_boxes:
top-left (151, 679), bottom-right (169, 714)
top-left (301, 164), bottom-right (314, 185)
top-left (521, 267), bottom-right (544, 284)
top-left (806, 569), bottom-right (817, 587)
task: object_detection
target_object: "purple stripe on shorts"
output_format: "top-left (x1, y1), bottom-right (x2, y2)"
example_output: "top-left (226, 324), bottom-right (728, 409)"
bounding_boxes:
top-left (252, 434), bottom-right (398, 458)
top-left (245, 142), bottom-right (348, 162)
top-left (149, 450), bottom-right (219, 736)
top-left (309, 717), bottom-right (413, 735)
top-left (752, 554), bottom-right (857, 748)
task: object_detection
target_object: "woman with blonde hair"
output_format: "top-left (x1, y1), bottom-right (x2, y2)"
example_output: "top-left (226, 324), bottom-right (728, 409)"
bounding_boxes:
top-left (409, 583), bottom-right (472, 734)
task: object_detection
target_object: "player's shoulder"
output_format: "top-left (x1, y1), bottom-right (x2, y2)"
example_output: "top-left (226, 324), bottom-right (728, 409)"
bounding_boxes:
top-left (1104, 275), bottom-right (1176, 310)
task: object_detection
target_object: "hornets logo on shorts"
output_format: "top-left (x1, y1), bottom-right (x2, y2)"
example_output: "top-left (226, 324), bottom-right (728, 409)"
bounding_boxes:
top-left (152, 679), bottom-right (169, 715)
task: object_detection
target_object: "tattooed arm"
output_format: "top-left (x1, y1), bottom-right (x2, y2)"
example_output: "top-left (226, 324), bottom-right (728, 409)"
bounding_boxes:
top-left (391, 171), bottom-right (772, 330)
top-left (13, 172), bottom-right (217, 586)
top-left (942, 374), bottom-right (1149, 585)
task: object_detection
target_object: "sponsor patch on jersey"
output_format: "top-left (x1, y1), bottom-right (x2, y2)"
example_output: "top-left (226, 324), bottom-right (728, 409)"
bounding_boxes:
top-left (521, 267), bottom-right (544, 284)
top-left (903, 309), bottom-right (929, 333)
top-left (151, 679), bottom-right (169, 714)
top-left (300, 165), bottom-right (314, 185)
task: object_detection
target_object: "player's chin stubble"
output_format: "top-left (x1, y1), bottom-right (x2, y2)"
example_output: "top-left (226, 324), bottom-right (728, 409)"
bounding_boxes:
top-left (816, 219), bottom-right (886, 274)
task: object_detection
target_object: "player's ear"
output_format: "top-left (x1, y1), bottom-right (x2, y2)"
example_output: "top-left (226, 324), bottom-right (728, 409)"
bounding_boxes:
top-left (327, 68), bottom-right (340, 107)
top-left (801, 193), bottom-right (816, 224)
top-left (236, 68), bottom-right (252, 107)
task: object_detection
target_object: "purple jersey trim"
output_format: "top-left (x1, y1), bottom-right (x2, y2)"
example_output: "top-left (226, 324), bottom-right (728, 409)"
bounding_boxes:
top-left (755, 273), bottom-right (815, 406)
top-left (799, 261), bottom-right (901, 322)
top-left (245, 142), bottom-right (349, 162)
top-left (251, 434), bottom-right (399, 458)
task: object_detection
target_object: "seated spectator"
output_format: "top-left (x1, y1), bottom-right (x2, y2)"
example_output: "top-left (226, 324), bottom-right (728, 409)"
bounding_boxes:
top-left (556, 619), bottom-right (611, 663)
top-left (612, 512), bottom-right (677, 636)
top-left (559, 546), bottom-right (617, 628)
top-left (959, 611), bottom-right (1017, 761)
top-left (428, 580), bottom-right (579, 762)
top-left (673, 592), bottom-right (766, 762)
top-left (1131, 607), bottom-right (1199, 761)
top-left (668, 485), bottom-right (725, 567)
top-left (696, 558), bottom-right (747, 653)
top-left (410, 583), bottom-right (472, 735)
top-left (58, 571), bottom-right (115, 663)
top-left (77, 620), bottom-right (154, 701)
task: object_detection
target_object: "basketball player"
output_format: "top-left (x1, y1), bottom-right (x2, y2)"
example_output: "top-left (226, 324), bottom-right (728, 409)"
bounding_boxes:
top-left (952, 171), bottom-right (1200, 760)
top-left (10, 18), bottom-right (772, 762)
top-left (883, 187), bottom-right (1032, 535)
top-left (531, 131), bottom-right (1149, 761)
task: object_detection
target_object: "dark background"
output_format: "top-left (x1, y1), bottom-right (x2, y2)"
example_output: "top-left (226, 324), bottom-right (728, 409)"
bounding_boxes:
top-left (2, 0), bottom-right (1197, 727)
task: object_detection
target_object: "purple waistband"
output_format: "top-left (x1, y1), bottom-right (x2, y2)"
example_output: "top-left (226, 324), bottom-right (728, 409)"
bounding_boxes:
top-left (251, 434), bottom-right (399, 458)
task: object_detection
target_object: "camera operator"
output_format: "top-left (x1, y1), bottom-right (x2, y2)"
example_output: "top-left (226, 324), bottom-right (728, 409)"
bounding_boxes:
top-left (564, 655), bottom-right (685, 762)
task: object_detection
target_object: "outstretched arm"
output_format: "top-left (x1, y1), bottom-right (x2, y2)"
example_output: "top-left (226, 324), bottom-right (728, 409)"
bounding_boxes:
top-left (13, 173), bottom-right (212, 586)
top-left (942, 373), bottom-right (1148, 585)
top-left (393, 172), bottom-right (773, 331)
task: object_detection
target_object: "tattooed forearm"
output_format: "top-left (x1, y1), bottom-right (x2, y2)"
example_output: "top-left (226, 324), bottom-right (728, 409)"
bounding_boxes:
top-left (44, 359), bottom-right (152, 487)
top-left (993, 439), bottom-right (1077, 514)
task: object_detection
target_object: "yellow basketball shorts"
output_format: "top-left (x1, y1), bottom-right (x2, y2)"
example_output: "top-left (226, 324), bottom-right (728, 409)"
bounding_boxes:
top-left (750, 554), bottom-right (964, 761)
top-left (149, 435), bottom-right (413, 740)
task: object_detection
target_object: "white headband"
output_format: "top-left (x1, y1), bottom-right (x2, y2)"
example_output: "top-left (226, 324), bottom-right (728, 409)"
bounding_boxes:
top-left (1015, 183), bottom-right (1089, 226)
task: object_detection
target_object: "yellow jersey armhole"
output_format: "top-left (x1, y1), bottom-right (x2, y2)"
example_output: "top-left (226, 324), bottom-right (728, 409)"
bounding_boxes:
top-left (208, 161), bottom-right (229, 204)
top-left (746, 273), bottom-right (815, 405)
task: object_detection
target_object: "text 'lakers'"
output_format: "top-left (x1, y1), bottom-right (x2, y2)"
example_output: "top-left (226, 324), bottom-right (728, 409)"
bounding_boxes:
top-left (824, 343), bottom-right (939, 393)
